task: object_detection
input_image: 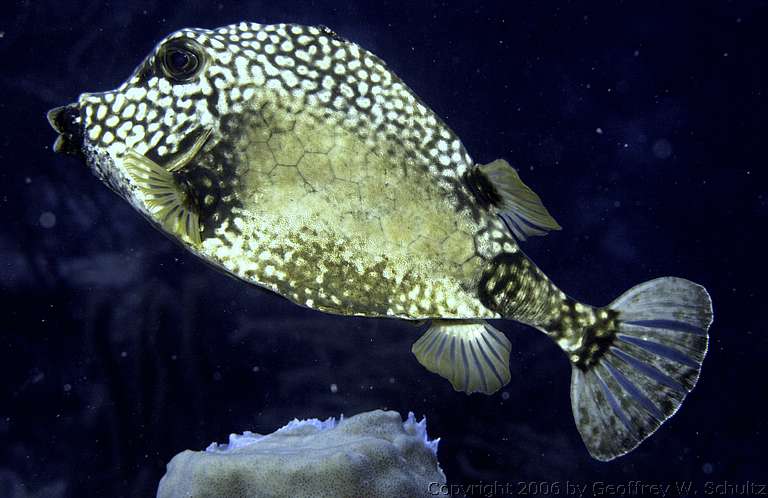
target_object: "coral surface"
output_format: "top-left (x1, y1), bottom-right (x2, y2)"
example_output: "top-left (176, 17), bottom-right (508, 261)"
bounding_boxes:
top-left (156, 409), bottom-right (445, 498)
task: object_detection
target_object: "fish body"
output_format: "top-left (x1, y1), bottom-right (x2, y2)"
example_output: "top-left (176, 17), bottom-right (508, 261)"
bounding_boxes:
top-left (56, 23), bottom-right (520, 320)
top-left (49, 22), bottom-right (713, 461)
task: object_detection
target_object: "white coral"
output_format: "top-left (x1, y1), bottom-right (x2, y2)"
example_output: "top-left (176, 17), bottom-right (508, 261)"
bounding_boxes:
top-left (157, 410), bottom-right (445, 498)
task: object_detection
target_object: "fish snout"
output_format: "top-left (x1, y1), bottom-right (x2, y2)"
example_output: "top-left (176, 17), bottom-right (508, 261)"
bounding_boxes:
top-left (47, 104), bottom-right (84, 156)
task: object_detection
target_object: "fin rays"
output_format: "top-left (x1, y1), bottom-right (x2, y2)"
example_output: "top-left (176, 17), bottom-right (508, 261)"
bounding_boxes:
top-left (123, 150), bottom-right (202, 246)
top-left (569, 277), bottom-right (712, 461)
top-left (121, 128), bottom-right (212, 247)
top-left (470, 159), bottom-right (561, 241)
top-left (412, 320), bottom-right (511, 395)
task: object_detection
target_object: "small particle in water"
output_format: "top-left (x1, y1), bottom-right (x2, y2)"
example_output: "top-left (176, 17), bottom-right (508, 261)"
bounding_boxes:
top-left (388, 377), bottom-right (395, 384)
top-left (634, 49), bottom-right (640, 57)
top-left (213, 371), bottom-right (223, 381)
top-left (652, 138), bottom-right (673, 159)
top-left (120, 351), bottom-right (127, 358)
top-left (501, 391), bottom-right (510, 401)
top-left (25, 177), bottom-right (31, 184)
top-left (614, 201), bottom-right (621, 208)
top-left (29, 369), bottom-right (45, 384)
top-left (63, 383), bottom-right (72, 392)
top-left (330, 383), bottom-right (338, 393)
top-left (596, 127), bottom-right (603, 135)
top-left (702, 462), bottom-right (713, 474)
top-left (0, 32), bottom-right (5, 39)
top-left (252, 366), bottom-right (260, 372)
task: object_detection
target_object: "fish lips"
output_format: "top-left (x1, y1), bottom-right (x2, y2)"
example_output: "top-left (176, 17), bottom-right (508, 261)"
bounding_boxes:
top-left (47, 104), bottom-right (84, 157)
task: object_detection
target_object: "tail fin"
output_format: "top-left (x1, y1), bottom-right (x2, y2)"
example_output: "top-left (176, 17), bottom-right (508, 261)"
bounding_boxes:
top-left (569, 277), bottom-right (713, 461)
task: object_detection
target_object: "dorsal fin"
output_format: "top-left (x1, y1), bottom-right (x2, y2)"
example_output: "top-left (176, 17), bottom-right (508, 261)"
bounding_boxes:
top-left (466, 159), bottom-right (561, 241)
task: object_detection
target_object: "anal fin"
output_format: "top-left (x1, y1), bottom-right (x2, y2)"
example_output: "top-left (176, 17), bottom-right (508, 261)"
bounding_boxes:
top-left (411, 319), bottom-right (511, 395)
top-left (468, 159), bottom-right (561, 241)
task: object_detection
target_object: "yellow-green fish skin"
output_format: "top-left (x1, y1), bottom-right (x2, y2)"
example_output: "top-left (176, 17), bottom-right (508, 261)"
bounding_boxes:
top-left (69, 23), bottom-right (528, 320)
top-left (49, 21), bottom-right (714, 463)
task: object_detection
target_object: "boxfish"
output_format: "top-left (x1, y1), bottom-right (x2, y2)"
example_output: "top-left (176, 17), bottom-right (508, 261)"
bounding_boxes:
top-left (48, 22), bottom-right (713, 460)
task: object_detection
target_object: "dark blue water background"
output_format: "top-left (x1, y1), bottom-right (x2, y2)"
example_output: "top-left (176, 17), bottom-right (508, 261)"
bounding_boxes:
top-left (1, 1), bottom-right (765, 497)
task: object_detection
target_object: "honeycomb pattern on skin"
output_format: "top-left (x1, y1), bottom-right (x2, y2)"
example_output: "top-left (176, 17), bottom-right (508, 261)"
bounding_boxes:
top-left (200, 98), bottom-right (498, 319)
top-left (72, 22), bottom-right (544, 320)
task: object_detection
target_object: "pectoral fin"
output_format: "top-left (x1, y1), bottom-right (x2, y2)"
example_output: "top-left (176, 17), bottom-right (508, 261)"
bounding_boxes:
top-left (468, 159), bottom-right (561, 241)
top-left (166, 127), bottom-right (212, 173)
top-left (123, 150), bottom-right (202, 246)
top-left (411, 319), bottom-right (511, 395)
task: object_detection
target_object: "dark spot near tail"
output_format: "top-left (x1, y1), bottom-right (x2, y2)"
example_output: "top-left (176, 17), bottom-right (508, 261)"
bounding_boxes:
top-left (477, 252), bottom-right (527, 313)
top-left (463, 165), bottom-right (502, 209)
top-left (571, 310), bottom-right (620, 371)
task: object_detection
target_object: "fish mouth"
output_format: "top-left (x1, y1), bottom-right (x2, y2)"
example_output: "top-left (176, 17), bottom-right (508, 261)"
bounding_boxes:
top-left (47, 104), bottom-right (84, 156)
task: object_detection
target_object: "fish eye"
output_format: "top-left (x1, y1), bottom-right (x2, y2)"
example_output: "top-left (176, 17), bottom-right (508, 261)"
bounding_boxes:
top-left (159, 41), bottom-right (203, 81)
